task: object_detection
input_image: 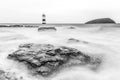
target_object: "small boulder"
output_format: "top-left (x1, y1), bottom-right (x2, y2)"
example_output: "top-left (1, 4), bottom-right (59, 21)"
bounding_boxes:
top-left (38, 27), bottom-right (56, 31)
top-left (67, 38), bottom-right (89, 44)
top-left (67, 38), bottom-right (80, 43)
top-left (68, 26), bottom-right (75, 29)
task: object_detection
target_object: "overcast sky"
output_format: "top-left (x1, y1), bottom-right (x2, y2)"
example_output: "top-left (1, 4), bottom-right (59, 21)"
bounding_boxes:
top-left (0, 0), bottom-right (120, 23)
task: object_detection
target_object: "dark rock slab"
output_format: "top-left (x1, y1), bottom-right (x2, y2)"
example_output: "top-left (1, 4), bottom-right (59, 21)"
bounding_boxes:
top-left (38, 27), bottom-right (56, 31)
top-left (85, 18), bottom-right (116, 24)
top-left (8, 43), bottom-right (102, 77)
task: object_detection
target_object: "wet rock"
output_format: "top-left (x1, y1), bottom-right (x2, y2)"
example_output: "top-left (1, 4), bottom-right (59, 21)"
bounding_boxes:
top-left (68, 26), bottom-right (75, 29)
top-left (38, 27), bottom-right (57, 31)
top-left (67, 38), bottom-right (80, 43)
top-left (0, 69), bottom-right (22, 80)
top-left (8, 43), bottom-right (102, 77)
top-left (85, 18), bottom-right (116, 24)
top-left (67, 38), bottom-right (89, 44)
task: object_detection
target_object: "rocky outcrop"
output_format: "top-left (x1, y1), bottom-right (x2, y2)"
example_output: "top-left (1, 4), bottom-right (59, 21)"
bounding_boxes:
top-left (8, 43), bottom-right (102, 77)
top-left (38, 27), bottom-right (56, 31)
top-left (85, 18), bottom-right (116, 24)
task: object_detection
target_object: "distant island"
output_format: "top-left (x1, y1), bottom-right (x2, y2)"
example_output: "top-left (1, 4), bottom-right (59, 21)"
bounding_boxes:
top-left (85, 18), bottom-right (116, 24)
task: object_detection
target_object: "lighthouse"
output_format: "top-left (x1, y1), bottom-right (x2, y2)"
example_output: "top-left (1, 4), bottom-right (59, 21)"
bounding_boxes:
top-left (42, 14), bottom-right (46, 24)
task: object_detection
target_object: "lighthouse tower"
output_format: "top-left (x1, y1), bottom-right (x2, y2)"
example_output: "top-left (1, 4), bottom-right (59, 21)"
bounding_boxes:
top-left (42, 14), bottom-right (46, 24)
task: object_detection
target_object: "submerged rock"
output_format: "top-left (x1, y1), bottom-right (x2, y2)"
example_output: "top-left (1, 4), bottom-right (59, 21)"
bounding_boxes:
top-left (8, 43), bottom-right (102, 77)
top-left (85, 18), bottom-right (116, 24)
top-left (68, 26), bottom-right (75, 29)
top-left (67, 38), bottom-right (80, 43)
top-left (67, 38), bottom-right (89, 44)
top-left (38, 27), bottom-right (57, 31)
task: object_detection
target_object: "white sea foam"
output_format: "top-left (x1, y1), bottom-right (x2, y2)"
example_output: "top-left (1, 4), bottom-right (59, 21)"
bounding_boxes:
top-left (0, 25), bottom-right (119, 80)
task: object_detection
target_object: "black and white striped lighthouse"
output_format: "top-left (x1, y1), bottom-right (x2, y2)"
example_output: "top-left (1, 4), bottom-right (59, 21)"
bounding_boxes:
top-left (42, 14), bottom-right (46, 24)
